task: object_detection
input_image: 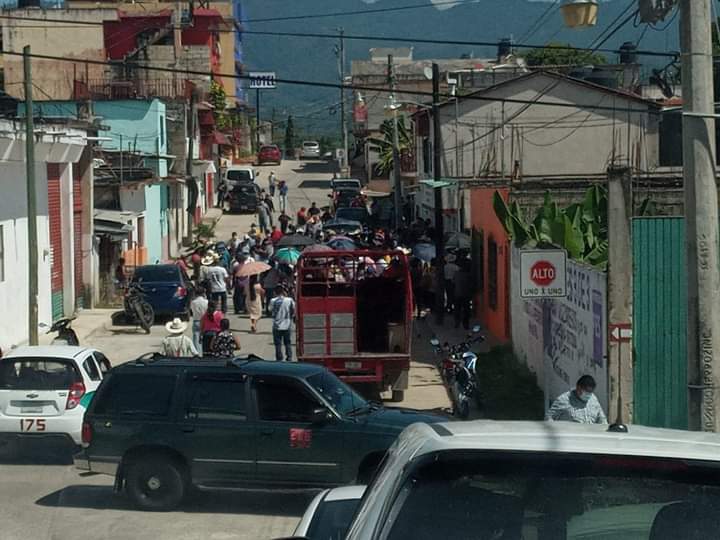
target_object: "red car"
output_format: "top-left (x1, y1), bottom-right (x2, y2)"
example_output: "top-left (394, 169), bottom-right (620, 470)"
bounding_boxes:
top-left (258, 144), bottom-right (282, 165)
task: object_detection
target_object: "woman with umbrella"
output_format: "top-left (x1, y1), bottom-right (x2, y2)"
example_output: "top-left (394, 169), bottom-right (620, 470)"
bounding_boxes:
top-left (237, 260), bottom-right (270, 333)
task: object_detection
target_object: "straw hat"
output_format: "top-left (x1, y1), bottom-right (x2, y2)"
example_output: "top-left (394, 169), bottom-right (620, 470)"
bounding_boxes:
top-left (165, 317), bottom-right (187, 334)
top-left (201, 250), bottom-right (219, 266)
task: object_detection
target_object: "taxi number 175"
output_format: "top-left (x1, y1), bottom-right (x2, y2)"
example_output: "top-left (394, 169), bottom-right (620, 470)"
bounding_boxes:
top-left (19, 419), bottom-right (46, 431)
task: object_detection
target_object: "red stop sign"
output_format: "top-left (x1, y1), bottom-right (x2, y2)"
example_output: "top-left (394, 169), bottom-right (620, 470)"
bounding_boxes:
top-left (530, 260), bottom-right (556, 287)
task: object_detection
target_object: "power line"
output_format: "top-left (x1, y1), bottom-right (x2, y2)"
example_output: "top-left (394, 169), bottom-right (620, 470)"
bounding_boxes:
top-left (518, 0), bottom-right (561, 44)
top-left (1, 49), bottom-right (655, 115)
top-left (0, 13), bottom-right (678, 58)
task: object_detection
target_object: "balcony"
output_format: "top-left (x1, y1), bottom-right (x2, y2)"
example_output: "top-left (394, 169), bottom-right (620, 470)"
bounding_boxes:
top-left (75, 78), bottom-right (191, 101)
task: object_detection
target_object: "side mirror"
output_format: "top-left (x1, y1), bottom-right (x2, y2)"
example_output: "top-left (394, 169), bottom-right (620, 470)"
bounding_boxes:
top-left (311, 407), bottom-right (332, 424)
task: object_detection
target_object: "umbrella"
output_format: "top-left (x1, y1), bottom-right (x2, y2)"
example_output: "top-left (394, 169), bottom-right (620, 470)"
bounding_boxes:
top-left (276, 234), bottom-right (316, 248)
top-left (304, 243), bottom-right (333, 253)
top-left (413, 242), bottom-right (436, 262)
top-left (327, 237), bottom-right (356, 251)
top-left (445, 232), bottom-right (471, 250)
top-left (237, 261), bottom-right (271, 277)
top-left (274, 247), bottom-right (301, 265)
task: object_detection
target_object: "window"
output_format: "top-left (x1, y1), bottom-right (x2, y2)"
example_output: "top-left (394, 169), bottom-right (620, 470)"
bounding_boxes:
top-left (133, 265), bottom-right (180, 283)
top-left (255, 378), bottom-right (319, 422)
top-left (93, 373), bottom-right (176, 417)
top-left (0, 224), bottom-right (4, 282)
top-left (93, 352), bottom-right (111, 375)
top-left (185, 376), bottom-right (246, 421)
top-left (0, 359), bottom-right (80, 390)
top-left (83, 357), bottom-right (101, 382)
top-left (488, 237), bottom-right (498, 311)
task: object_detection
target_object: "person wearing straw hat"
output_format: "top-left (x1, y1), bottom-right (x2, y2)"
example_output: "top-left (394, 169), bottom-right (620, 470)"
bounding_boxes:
top-left (161, 318), bottom-right (199, 357)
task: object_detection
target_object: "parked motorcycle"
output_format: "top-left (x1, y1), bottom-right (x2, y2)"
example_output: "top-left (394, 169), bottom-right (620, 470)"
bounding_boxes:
top-left (124, 281), bottom-right (155, 334)
top-left (43, 317), bottom-right (80, 346)
top-left (430, 326), bottom-right (484, 419)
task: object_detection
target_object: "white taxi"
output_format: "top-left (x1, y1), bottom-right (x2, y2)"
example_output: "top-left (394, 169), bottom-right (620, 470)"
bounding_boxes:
top-left (0, 346), bottom-right (110, 447)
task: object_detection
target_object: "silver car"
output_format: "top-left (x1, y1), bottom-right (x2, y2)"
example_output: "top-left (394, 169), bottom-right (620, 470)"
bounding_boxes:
top-left (294, 485), bottom-right (365, 540)
top-left (302, 141), bottom-right (321, 159)
top-left (345, 420), bottom-right (720, 540)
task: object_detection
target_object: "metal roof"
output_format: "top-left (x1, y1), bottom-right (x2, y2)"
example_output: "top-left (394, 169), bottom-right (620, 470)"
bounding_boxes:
top-left (419, 179), bottom-right (456, 188)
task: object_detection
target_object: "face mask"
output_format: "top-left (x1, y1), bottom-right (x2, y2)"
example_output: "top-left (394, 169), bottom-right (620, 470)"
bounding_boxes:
top-left (578, 391), bottom-right (593, 402)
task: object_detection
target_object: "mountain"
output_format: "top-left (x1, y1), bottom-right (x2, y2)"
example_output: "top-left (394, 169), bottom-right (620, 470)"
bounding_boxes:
top-left (240, 0), bottom-right (680, 135)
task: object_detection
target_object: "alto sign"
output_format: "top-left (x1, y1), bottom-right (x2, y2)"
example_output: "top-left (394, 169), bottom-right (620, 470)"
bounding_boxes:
top-left (520, 249), bottom-right (567, 298)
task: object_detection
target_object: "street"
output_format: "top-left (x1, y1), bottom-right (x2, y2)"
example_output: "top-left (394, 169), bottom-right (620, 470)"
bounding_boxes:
top-left (0, 159), bottom-right (451, 540)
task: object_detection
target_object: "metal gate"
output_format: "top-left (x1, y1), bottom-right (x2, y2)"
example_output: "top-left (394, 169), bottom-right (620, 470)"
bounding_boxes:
top-left (632, 217), bottom-right (688, 429)
top-left (73, 166), bottom-right (84, 308)
top-left (47, 164), bottom-right (64, 321)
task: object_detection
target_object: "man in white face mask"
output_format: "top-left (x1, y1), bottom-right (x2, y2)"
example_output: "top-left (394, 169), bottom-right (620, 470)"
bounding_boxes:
top-left (546, 375), bottom-right (607, 424)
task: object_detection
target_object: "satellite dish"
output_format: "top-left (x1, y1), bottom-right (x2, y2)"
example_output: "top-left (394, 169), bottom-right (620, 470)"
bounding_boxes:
top-left (423, 66), bottom-right (433, 81)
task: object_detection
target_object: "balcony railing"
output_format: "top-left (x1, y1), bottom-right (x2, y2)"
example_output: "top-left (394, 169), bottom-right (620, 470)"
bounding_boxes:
top-left (75, 78), bottom-right (191, 101)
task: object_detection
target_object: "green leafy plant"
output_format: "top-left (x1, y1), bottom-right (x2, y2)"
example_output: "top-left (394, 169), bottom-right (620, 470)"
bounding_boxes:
top-left (209, 80), bottom-right (228, 130)
top-left (366, 116), bottom-right (412, 175)
top-left (192, 222), bottom-right (216, 243)
top-left (522, 42), bottom-right (607, 67)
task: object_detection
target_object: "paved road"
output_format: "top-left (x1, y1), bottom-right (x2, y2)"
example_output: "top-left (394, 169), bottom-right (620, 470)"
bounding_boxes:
top-left (0, 159), bottom-right (450, 540)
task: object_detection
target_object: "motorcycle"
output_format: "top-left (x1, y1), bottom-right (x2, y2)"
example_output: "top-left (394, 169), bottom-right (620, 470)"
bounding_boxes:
top-left (42, 317), bottom-right (80, 346)
top-left (430, 326), bottom-right (484, 419)
top-left (124, 281), bottom-right (155, 334)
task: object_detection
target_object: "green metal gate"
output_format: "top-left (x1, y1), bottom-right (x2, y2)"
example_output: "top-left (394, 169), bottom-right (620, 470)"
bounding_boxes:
top-left (632, 217), bottom-right (688, 429)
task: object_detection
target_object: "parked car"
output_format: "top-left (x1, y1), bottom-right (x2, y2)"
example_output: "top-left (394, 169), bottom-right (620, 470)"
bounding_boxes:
top-left (226, 182), bottom-right (261, 213)
top-left (130, 264), bottom-right (192, 319)
top-left (344, 420), bottom-right (720, 540)
top-left (74, 357), bottom-right (444, 510)
top-left (257, 144), bottom-right (282, 165)
top-left (335, 206), bottom-right (371, 227)
top-left (302, 141), bottom-right (321, 159)
top-left (0, 346), bottom-right (111, 447)
top-left (295, 485), bottom-right (366, 540)
top-left (323, 218), bottom-right (363, 237)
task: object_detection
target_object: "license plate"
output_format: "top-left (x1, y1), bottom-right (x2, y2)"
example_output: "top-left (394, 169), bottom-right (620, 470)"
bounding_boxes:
top-left (21, 407), bottom-right (43, 414)
top-left (345, 361), bottom-right (362, 370)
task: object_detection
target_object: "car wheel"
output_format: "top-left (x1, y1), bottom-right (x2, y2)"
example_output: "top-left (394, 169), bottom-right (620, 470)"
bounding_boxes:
top-left (126, 457), bottom-right (186, 511)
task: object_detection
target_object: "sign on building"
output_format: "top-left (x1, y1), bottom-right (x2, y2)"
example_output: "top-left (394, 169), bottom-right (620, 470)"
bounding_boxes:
top-left (519, 249), bottom-right (567, 298)
top-left (248, 72), bottom-right (277, 89)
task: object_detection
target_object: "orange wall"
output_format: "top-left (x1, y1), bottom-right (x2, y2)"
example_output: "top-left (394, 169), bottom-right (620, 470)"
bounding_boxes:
top-left (470, 187), bottom-right (511, 343)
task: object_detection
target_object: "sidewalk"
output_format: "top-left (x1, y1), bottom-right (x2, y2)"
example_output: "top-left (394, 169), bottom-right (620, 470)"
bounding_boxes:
top-left (37, 308), bottom-right (115, 347)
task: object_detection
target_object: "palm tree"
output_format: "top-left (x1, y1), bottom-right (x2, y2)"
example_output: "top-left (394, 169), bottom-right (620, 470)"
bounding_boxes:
top-left (367, 116), bottom-right (412, 175)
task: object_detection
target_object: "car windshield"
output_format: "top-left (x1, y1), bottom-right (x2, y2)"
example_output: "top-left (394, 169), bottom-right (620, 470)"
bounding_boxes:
top-left (307, 498), bottom-right (363, 540)
top-left (306, 372), bottom-right (369, 416)
top-left (0, 359), bottom-right (81, 390)
top-left (133, 265), bottom-right (179, 282)
top-left (334, 181), bottom-right (360, 190)
top-left (260, 146), bottom-right (277, 152)
top-left (304, 142), bottom-right (319, 148)
top-left (226, 169), bottom-right (253, 182)
top-left (383, 451), bottom-right (720, 540)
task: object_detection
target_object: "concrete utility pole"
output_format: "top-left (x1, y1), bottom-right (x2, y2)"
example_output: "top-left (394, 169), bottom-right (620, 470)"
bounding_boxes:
top-left (255, 88), bottom-right (261, 152)
top-left (680, 0), bottom-right (720, 431)
top-left (185, 86), bottom-right (197, 239)
top-left (388, 54), bottom-right (403, 230)
top-left (607, 165), bottom-right (633, 423)
top-left (338, 28), bottom-right (349, 173)
top-left (24, 45), bottom-right (38, 345)
top-left (432, 62), bottom-right (446, 324)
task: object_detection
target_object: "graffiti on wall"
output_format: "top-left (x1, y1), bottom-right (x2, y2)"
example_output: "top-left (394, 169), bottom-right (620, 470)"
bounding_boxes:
top-left (511, 247), bottom-right (608, 411)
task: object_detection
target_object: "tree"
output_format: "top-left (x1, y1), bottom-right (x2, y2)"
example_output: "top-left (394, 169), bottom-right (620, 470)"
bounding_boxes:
top-left (522, 42), bottom-right (607, 67)
top-left (284, 115), bottom-right (295, 155)
top-left (209, 80), bottom-right (228, 130)
top-left (366, 116), bottom-right (412, 176)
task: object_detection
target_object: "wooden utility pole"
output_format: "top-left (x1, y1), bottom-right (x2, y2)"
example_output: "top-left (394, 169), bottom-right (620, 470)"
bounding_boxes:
top-left (680, 0), bottom-right (720, 431)
top-left (24, 45), bottom-right (38, 345)
top-left (388, 54), bottom-right (402, 230)
top-left (186, 86), bottom-right (197, 239)
top-left (339, 28), bottom-right (349, 173)
top-left (432, 62), bottom-right (445, 324)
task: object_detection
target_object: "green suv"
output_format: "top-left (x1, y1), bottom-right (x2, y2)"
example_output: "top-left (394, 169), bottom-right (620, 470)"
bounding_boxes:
top-left (74, 356), bottom-right (444, 511)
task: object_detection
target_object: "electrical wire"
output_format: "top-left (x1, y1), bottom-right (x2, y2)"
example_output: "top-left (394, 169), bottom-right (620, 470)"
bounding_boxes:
top-left (0, 13), bottom-right (678, 58)
top-left (518, 0), bottom-right (561, 44)
top-left (587, 0), bottom-right (637, 50)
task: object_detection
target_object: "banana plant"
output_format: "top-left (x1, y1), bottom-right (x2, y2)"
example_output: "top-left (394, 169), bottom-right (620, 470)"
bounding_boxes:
top-left (366, 117), bottom-right (413, 175)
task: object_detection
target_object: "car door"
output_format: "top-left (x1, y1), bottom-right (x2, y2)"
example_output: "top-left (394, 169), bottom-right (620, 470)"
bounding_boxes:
top-left (251, 375), bottom-right (344, 485)
top-left (174, 372), bottom-right (255, 486)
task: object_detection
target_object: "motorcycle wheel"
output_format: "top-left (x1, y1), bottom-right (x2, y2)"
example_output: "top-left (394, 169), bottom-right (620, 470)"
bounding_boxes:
top-left (136, 301), bottom-right (155, 334)
top-left (457, 399), bottom-right (470, 420)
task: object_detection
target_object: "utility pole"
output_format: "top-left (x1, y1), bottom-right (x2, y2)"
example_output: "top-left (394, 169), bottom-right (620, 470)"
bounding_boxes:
top-left (255, 88), bottom-right (261, 153)
top-left (338, 28), bottom-right (349, 173)
top-left (432, 62), bottom-right (445, 324)
top-left (24, 45), bottom-right (38, 345)
top-left (680, 0), bottom-right (720, 431)
top-left (185, 86), bottom-right (197, 239)
top-left (388, 54), bottom-right (403, 231)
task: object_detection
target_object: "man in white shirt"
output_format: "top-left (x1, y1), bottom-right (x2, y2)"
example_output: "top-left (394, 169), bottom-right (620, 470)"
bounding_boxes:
top-left (189, 287), bottom-right (209, 354)
top-left (443, 254), bottom-right (460, 313)
top-left (207, 258), bottom-right (230, 313)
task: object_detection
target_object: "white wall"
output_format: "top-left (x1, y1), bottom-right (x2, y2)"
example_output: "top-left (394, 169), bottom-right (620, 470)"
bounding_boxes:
top-left (60, 163), bottom-right (75, 314)
top-left (0, 162), bottom-right (52, 350)
top-left (510, 246), bottom-right (608, 412)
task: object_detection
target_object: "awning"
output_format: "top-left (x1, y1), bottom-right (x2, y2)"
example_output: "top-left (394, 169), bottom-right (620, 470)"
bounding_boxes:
top-left (192, 160), bottom-right (217, 175)
top-left (94, 218), bottom-right (133, 240)
top-left (94, 209), bottom-right (140, 224)
top-left (213, 132), bottom-right (232, 145)
top-left (419, 179), bottom-right (456, 189)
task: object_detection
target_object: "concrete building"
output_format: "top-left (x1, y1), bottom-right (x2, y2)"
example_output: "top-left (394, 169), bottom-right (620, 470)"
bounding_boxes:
top-left (0, 120), bottom-right (88, 350)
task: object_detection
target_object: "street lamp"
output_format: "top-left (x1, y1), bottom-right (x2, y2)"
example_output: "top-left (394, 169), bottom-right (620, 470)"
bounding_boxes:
top-left (560, 0), bottom-right (599, 28)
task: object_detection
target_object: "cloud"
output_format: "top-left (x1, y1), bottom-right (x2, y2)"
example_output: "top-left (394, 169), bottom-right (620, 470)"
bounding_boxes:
top-left (430, 0), bottom-right (463, 9)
